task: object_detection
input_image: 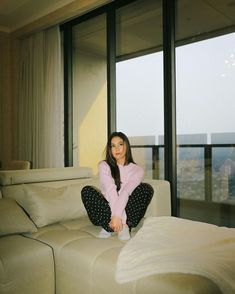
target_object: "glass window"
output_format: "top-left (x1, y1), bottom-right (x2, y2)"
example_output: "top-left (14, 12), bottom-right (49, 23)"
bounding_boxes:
top-left (176, 0), bottom-right (235, 42)
top-left (72, 14), bottom-right (107, 174)
top-left (116, 0), bottom-right (162, 59)
top-left (176, 0), bottom-right (235, 225)
top-left (116, 0), bottom-right (163, 179)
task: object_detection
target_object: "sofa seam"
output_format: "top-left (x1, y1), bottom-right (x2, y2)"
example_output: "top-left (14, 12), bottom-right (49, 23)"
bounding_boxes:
top-left (22, 235), bottom-right (57, 294)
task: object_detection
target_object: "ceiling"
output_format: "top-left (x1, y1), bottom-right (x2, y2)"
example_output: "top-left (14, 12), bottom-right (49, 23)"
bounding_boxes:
top-left (0, 0), bottom-right (76, 32)
top-left (1, 0), bottom-right (235, 37)
top-left (72, 0), bottom-right (235, 59)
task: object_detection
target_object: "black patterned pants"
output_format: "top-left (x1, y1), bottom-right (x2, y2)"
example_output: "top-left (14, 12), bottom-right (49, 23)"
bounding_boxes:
top-left (81, 183), bottom-right (154, 232)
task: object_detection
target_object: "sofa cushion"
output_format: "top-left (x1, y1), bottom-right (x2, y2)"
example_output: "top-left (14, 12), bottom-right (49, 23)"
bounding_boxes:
top-left (0, 198), bottom-right (37, 236)
top-left (31, 218), bottom-right (221, 294)
top-left (0, 235), bottom-right (55, 294)
top-left (22, 183), bottom-right (88, 227)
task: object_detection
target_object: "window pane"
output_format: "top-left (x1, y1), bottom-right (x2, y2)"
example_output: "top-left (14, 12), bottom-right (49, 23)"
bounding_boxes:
top-left (116, 0), bottom-right (162, 59)
top-left (177, 146), bottom-right (205, 201)
top-left (116, 0), bottom-right (163, 179)
top-left (176, 0), bottom-right (235, 42)
top-left (72, 14), bottom-right (107, 174)
top-left (212, 146), bottom-right (235, 203)
top-left (176, 0), bottom-right (235, 226)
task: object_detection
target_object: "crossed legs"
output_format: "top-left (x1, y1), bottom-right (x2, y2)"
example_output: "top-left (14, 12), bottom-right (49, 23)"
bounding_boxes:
top-left (81, 183), bottom-right (154, 233)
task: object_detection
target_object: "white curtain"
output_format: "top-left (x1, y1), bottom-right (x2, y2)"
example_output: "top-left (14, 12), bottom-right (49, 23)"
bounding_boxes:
top-left (16, 26), bottom-right (64, 168)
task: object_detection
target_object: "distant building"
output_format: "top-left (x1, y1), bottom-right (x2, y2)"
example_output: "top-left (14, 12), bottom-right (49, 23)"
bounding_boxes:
top-left (211, 132), bottom-right (235, 144)
top-left (158, 133), bottom-right (207, 145)
top-left (129, 135), bottom-right (156, 178)
top-left (129, 135), bottom-right (155, 145)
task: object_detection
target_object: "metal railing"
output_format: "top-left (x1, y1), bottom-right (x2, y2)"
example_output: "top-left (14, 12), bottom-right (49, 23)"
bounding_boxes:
top-left (131, 143), bottom-right (235, 202)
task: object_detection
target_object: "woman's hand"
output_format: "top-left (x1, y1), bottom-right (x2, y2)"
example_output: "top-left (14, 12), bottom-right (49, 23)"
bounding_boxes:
top-left (109, 216), bottom-right (123, 232)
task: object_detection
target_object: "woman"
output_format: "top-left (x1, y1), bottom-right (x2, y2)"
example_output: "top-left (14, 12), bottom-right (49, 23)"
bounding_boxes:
top-left (81, 132), bottom-right (153, 241)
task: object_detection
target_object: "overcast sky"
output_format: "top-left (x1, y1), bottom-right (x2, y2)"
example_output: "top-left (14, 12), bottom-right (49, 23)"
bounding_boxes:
top-left (116, 32), bottom-right (235, 144)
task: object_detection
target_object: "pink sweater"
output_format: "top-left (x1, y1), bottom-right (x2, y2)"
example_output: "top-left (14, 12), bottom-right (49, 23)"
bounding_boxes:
top-left (98, 161), bottom-right (144, 223)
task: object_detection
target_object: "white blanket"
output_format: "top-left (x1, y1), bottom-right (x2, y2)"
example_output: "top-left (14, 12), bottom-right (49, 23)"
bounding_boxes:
top-left (116, 216), bottom-right (235, 294)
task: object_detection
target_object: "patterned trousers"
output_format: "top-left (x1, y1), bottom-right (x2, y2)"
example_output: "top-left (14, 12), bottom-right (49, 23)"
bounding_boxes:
top-left (81, 183), bottom-right (154, 232)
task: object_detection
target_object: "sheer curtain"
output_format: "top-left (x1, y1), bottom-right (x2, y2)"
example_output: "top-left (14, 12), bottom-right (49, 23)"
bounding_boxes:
top-left (16, 26), bottom-right (64, 168)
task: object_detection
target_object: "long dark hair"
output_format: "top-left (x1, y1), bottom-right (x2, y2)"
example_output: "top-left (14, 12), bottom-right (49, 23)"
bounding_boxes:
top-left (105, 132), bottom-right (135, 191)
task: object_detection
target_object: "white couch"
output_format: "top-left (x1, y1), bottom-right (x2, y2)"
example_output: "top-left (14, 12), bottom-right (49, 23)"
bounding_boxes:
top-left (1, 166), bottom-right (226, 294)
top-left (0, 167), bottom-right (177, 294)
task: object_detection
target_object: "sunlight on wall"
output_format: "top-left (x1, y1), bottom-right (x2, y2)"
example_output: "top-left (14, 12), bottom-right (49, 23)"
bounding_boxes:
top-left (73, 42), bottom-right (107, 175)
top-left (79, 83), bottom-right (107, 175)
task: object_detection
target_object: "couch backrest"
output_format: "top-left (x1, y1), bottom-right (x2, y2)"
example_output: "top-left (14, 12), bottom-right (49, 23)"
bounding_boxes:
top-left (2, 178), bottom-right (171, 220)
top-left (0, 168), bottom-right (171, 228)
top-left (144, 179), bottom-right (171, 217)
top-left (0, 167), bottom-right (93, 186)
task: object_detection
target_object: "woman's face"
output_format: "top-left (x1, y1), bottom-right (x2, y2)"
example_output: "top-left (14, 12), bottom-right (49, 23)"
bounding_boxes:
top-left (111, 136), bottom-right (127, 165)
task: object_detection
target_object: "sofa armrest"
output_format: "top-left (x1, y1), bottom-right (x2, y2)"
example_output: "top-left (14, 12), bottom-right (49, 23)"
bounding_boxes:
top-left (144, 179), bottom-right (171, 217)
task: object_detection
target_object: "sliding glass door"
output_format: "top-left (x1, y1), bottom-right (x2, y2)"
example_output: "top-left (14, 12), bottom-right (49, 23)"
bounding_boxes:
top-left (63, 0), bottom-right (235, 226)
top-left (176, 0), bottom-right (235, 225)
top-left (116, 0), bottom-right (164, 179)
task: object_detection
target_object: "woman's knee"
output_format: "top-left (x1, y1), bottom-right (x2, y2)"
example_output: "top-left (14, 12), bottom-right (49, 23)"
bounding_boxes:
top-left (141, 183), bottom-right (154, 195)
top-left (135, 183), bottom-right (154, 198)
top-left (81, 185), bottom-right (96, 200)
top-left (81, 185), bottom-right (90, 194)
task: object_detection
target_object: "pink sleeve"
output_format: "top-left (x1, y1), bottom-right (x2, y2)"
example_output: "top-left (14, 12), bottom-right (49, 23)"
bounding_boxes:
top-left (98, 161), bottom-right (119, 211)
top-left (112, 165), bottom-right (144, 217)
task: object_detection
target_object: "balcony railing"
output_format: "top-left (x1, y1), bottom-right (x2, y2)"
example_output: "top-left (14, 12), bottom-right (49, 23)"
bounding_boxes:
top-left (131, 143), bottom-right (235, 203)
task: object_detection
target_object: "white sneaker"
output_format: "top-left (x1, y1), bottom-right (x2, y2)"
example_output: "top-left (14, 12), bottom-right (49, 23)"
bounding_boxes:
top-left (118, 226), bottom-right (130, 241)
top-left (98, 228), bottom-right (112, 239)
